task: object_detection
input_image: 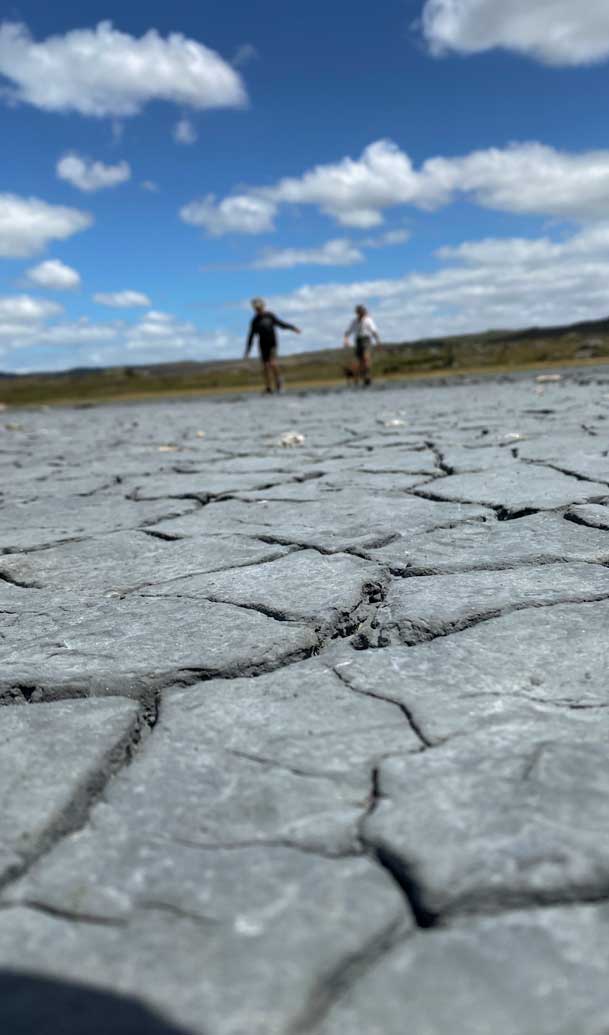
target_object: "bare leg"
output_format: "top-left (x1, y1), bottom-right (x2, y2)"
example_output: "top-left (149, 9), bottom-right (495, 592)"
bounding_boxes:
top-left (262, 361), bottom-right (273, 393)
top-left (361, 351), bottom-right (371, 385)
top-left (269, 357), bottom-right (282, 392)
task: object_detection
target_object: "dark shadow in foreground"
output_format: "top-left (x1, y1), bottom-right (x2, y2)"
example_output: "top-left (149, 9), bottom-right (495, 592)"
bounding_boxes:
top-left (0, 970), bottom-right (198, 1035)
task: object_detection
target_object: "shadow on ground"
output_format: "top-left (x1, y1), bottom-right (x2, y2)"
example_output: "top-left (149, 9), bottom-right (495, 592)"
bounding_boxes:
top-left (0, 970), bottom-right (197, 1035)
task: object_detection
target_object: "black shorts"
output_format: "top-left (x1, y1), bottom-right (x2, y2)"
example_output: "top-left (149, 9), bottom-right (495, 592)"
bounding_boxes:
top-left (259, 342), bottom-right (277, 363)
top-left (355, 336), bottom-right (371, 360)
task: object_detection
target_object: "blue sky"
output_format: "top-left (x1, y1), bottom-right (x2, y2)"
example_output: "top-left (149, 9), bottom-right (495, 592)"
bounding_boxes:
top-left (3, 1), bottom-right (609, 371)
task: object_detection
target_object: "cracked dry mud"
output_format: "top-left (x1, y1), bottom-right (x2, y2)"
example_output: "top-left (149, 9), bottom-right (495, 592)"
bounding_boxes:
top-left (2, 371), bottom-right (609, 1034)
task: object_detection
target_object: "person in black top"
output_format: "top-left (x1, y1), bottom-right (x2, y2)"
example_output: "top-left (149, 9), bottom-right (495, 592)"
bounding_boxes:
top-left (245, 297), bottom-right (301, 393)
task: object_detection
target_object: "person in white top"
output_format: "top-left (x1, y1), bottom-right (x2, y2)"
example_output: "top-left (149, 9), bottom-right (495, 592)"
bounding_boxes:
top-left (343, 304), bottom-right (381, 386)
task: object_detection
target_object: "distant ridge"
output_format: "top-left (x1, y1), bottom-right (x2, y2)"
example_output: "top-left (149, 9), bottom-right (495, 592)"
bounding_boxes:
top-left (2, 313), bottom-right (609, 405)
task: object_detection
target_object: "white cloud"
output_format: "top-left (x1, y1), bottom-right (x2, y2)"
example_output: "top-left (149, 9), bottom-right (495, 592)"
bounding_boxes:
top-left (0, 294), bottom-right (63, 323)
top-left (257, 221), bottom-right (609, 353)
top-left (185, 139), bottom-right (609, 234)
top-left (0, 21), bottom-right (247, 117)
top-left (437, 222), bottom-right (609, 266)
top-left (26, 258), bottom-right (81, 290)
top-left (141, 180), bottom-right (159, 193)
top-left (93, 291), bottom-right (151, 308)
top-left (57, 153), bottom-right (131, 192)
top-left (423, 143), bottom-right (609, 220)
top-left (0, 303), bottom-right (240, 370)
top-left (252, 238), bottom-right (364, 269)
top-left (0, 317), bottom-right (121, 356)
top-left (173, 117), bottom-right (198, 145)
top-left (181, 194), bottom-right (277, 235)
top-left (0, 194), bottom-right (92, 258)
top-left (261, 141), bottom-right (428, 227)
top-left (421, 0), bottom-right (609, 66)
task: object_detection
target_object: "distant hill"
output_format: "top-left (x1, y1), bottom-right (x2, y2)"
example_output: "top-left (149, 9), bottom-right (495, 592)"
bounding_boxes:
top-left (2, 314), bottom-right (609, 406)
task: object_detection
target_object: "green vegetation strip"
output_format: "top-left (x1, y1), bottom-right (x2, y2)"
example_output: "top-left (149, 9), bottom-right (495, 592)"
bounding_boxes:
top-left (3, 318), bottom-right (609, 407)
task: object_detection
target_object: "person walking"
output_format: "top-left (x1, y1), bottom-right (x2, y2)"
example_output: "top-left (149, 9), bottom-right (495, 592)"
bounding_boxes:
top-left (343, 304), bottom-right (381, 386)
top-left (244, 298), bottom-right (301, 393)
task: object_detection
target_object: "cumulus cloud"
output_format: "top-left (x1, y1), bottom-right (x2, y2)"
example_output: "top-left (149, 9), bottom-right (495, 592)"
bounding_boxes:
top-left (0, 21), bottom-right (247, 117)
top-left (0, 300), bottom-right (240, 371)
top-left (108, 312), bottom-right (238, 362)
top-left (173, 117), bottom-right (198, 145)
top-left (423, 142), bottom-right (609, 220)
top-left (0, 317), bottom-right (122, 364)
top-left (437, 223), bottom-right (609, 266)
top-left (184, 139), bottom-right (609, 234)
top-left (181, 194), bottom-right (277, 235)
top-left (0, 295), bottom-right (63, 323)
top-left (57, 153), bottom-right (131, 192)
top-left (252, 238), bottom-right (364, 269)
top-left (421, 0), bottom-right (609, 66)
top-left (26, 259), bottom-right (81, 290)
top-left (93, 290), bottom-right (151, 308)
top-left (0, 194), bottom-right (92, 258)
top-left (261, 141), bottom-right (429, 227)
top-left (259, 221), bottom-right (609, 353)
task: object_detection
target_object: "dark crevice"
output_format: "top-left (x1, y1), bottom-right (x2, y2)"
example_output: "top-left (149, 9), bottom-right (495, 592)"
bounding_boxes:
top-left (1, 535), bottom-right (89, 556)
top-left (494, 506), bottom-right (541, 522)
top-left (333, 664), bottom-right (433, 750)
top-left (344, 533), bottom-right (402, 558)
top-left (166, 834), bottom-right (361, 861)
top-left (372, 843), bottom-right (439, 929)
top-left (128, 473), bottom-right (308, 506)
top-left (0, 900), bottom-right (127, 929)
top-left (224, 747), bottom-right (352, 783)
top-left (523, 458), bottom-right (609, 489)
top-left (254, 533), bottom-right (335, 555)
top-left (287, 916), bottom-right (411, 1035)
top-left (0, 693), bottom-right (159, 896)
top-left (168, 643), bottom-right (320, 688)
top-left (113, 549), bottom-right (294, 600)
top-left (564, 510), bottom-right (609, 531)
top-left (377, 590), bottom-right (609, 649)
top-left (388, 556), bottom-right (596, 578)
top-left (424, 440), bottom-right (454, 476)
top-left (0, 640), bottom-right (323, 708)
top-left (0, 571), bottom-right (41, 590)
top-left (407, 486), bottom-right (542, 522)
top-left (141, 528), bottom-right (181, 542)
top-left (202, 596), bottom-right (292, 623)
top-left (435, 880), bottom-right (609, 925)
top-left (138, 501), bottom-right (204, 529)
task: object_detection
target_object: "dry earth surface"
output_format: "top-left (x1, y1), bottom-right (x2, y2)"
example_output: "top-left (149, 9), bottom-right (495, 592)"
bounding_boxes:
top-left (2, 371), bottom-right (609, 1034)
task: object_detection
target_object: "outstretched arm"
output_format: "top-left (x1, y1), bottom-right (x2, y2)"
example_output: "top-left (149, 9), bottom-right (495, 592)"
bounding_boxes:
top-left (273, 314), bottom-right (301, 333)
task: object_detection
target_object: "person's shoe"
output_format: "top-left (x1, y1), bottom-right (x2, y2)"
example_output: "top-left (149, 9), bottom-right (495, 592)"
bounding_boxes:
top-left (363, 376), bottom-right (372, 387)
top-left (263, 387), bottom-right (273, 394)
